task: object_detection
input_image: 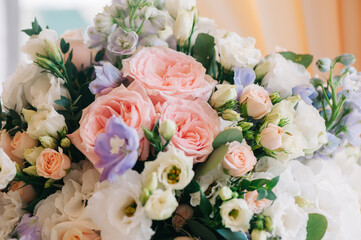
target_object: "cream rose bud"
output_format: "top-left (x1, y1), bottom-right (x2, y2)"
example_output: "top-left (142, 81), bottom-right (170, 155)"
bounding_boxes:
top-left (240, 84), bottom-right (272, 119)
top-left (220, 198), bottom-right (253, 232)
top-left (260, 123), bottom-right (284, 150)
top-left (219, 186), bottom-right (233, 201)
top-left (27, 107), bottom-right (67, 139)
top-left (216, 32), bottom-right (261, 70)
top-left (142, 147), bottom-right (194, 190)
top-left (251, 229), bottom-right (268, 240)
top-left (0, 149), bottom-right (17, 189)
top-left (159, 119), bottom-right (177, 140)
top-left (10, 131), bottom-right (38, 159)
top-left (210, 85), bottom-right (237, 110)
top-left (222, 140), bottom-right (257, 177)
top-left (222, 109), bottom-right (241, 121)
top-left (36, 148), bottom-right (71, 180)
top-left (50, 221), bottom-right (100, 240)
top-left (174, 9), bottom-right (195, 46)
top-left (166, 0), bottom-right (196, 19)
top-left (24, 146), bottom-right (44, 165)
top-left (145, 189), bottom-right (179, 220)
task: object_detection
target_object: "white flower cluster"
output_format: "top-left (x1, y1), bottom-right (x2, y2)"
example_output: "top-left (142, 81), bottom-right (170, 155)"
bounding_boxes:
top-left (0, 191), bottom-right (25, 238)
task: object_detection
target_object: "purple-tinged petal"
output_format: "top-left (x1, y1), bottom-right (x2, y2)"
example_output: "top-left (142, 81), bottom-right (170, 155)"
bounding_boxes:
top-left (234, 67), bottom-right (256, 99)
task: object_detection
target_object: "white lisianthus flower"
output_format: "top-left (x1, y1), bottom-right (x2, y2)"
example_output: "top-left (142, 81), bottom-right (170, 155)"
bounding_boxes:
top-left (0, 191), bottom-right (25, 238)
top-left (174, 9), bottom-right (196, 46)
top-left (263, 193), bottom-right (308, 240)
top-left (87, 170), bottom-right (154, 240)
top-left (220, 198), bottom-right (253, 232)
top-left (26, 106), bottom-right (67, 139)
top-left (0, 148), bottom-right (16, 189)
top-left (165, 0), bottom-right (196, 19)
top-left (142, 147), bottom-right (194, 190)
top-left (258, 53), bottom-right (311, 98)
top-left (144, 189), bottom-right (179, 220)
top-left (216, 31), bottom-right (261, 70)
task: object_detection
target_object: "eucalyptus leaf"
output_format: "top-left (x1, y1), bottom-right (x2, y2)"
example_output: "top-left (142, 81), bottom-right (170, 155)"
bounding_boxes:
top-left (184, 179), bottom-right (201, 194)
top-left (192, 33), bottom-right (216, 69)
top-left (196, 144), bottom-right (229, 178)
top-left (187, 220), bottom-right (218, 240)
top-left (279, 51), bottom-right (313, 68)
top-left (213, 129), bottom-right (243, 149)
top-left (216, 229), bottom-right (248, 240)
top-left (306, 213), bottom-right (328, 240)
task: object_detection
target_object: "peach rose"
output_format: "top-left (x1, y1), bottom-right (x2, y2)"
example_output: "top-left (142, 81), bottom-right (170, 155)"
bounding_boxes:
top-left (36, 148), bottom-right (71, 180)
top-left (61, 29), bottom-right (96, 70)
top-left (0, 130), bottom-right (22, 165)
top-left (10, 131), bottom-right (38, 159)
top-left (222, 140), bottom-right (257, 177)
top-left (51, 221), bottom-right (100, 240)
top-left (158, 98), bottom-right (220, 163)
top-left (68, 82), bottom-right (156, 165)
top-left (244, 191), bottom-right (272, 214)
top-left (240, 84), bottom-right (272, 119)
top-left (259, 123), bottom-right (284, 150)
top-left (122, 47), bottom-right (217, 103)
top-left (10, 181), bottom-right (37, 204)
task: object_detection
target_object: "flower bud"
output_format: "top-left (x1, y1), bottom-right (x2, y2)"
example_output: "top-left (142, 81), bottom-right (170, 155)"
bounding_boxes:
top-left (45, 179), bottom-right (55, 188)
top-left (159, 119), bottom-right (177, 140)
top-left (219, 186), bottom-right (233, 201)
top-left (251, 229), bottom-right (267, 240)
top-left (144, 172), bottom-right (158, 192)
top-left (60, 137), bottom-right (71, 149)
top-left (316, 57), bottom-right (332, 72)
top-left (174, 9), bottom-right (195, 46)
top-left (224, 126), bottom-right (243, 132)
top-left (239, 121), bottom-right (253, 131)
top-left (24, 146), bottom-right (44, 165)
top-left (23, 166), bottom-right (38, 176)
top-left (210, 85), bottom-right (237, 110)
top-left (35, 56), bottom-right (56, 70)
top-left (94, 12), bottom-right (114, 33)
top-left (264, 216), bottom-right (273, 231)
top-left (340, 66), bottom-right (357, 75)
top-left (44, 39), bottom-right (63, 63)
top-left (259, 123), bottom-right (284, 151)
top-left (21, 109), bottom-right (36, 123)
top-left (222, 109), bottom-right (241, 121)
top-left (269, 92), bottom-right (282, 104)
top-left (294, 196), bottom-right (312, 208)
top-left (337, 53), bottom-right (356, 66)
top-left (39, 136), bottom-right (58, 149)
top-left (254, 61), bottom-right (270, 80)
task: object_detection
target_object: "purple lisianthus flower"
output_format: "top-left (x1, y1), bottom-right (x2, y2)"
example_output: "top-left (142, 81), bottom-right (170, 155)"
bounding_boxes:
top-left (10, 214), bottom-right (41, 240)
top-left (89, 61), bottom-right (123, 94)
top-left (342, 72), bottom-right (361, 111)
top-left (107, 27), bottom-right (138, 56)
top-left (95, 116), bottom-right (139, 182)
top-left (234, 67), bottom-right (256, 99)
top-left (344, 111), bottom-right (361, 147)
top-left (292, 84), bottom-right (318, 105)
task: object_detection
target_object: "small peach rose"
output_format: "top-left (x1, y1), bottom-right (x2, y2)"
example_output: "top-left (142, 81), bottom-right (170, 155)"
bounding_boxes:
top-left (244, 190), bottom-right (272, 214)
top-left (10, 181), bottom-right (37, 204)
top-left (51, 221), bottom-right (100, 240)
top-left (222, 140), bottom-right (257, 177)
top-left (172, 204), bottom-right (194, 230)
top-left (240, 84), bottom-right (272, 119)
top-left (36, 148), bottom-right (71, 180)
top-left (259, 123), bottom-right (284, 150)
top-left (10, 131), bottom-right (38, 159)
top-left (0, 130), bottom-right (22, 165)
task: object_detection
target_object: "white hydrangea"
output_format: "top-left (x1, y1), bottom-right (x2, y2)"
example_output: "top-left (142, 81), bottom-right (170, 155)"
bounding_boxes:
top-left (0, 148), bottom-right (16, 189)
top-left (0, 191), bottom-right (25, 238)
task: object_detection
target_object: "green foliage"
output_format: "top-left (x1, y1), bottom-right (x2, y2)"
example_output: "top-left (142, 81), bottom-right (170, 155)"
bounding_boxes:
top-left (184, 180), bottom-right (213, 219)
top-left (216, 229), bottom-right (248, 240)
top-left (195, 144), bottom-right (229, 177)
top-left (142, 119), bottom-right (171, 159)
top-left (95, 49), bottom-right (105, 62)
top-left (22, 18), bottom-right (43, 36)
top-left (192, 33), bottom-right (216, 70)
top-left (212, 129), bottom-right (243, 149)
top-left (234, 176), bottom-right (279, 201)
top-left (187, 220), bottom-right (218, 240)
top-left (306, 213), bottom-right (328, 240)
top-left (2, 107), bottom-right (27, 136)
top-left (279, 51), bottom-right (313, 68)
top-left (60, 38), bottom-right (70, 54)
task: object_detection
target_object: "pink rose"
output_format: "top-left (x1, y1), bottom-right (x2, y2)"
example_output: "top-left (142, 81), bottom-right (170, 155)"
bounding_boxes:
top-left (240, 84), bottom-right (272, 119)
top-left (51, 221), bottom-right (100, 240)
top-left (0, 130), bottom-right (22, 165)
top-left (68, 82), bottom-right (156, 165)
top-left (10, 181), bottom-right (37, 204)
top-left (122, 47), bottom-right (217, 103)
top-left (260, 123), bottom-right (284, 150)
top-left (10, 131), bottom-right (38, 159)
top-left (60, 29), bottom-right (96, 70)
top-left (172, 204), bottom-right (194, 230)
top-left (244, 191), bottom-right (272, 214)
top-left (158, 98), bottom-right (220, 163)
top-left (222, 141), bottom-right (257, 177)
top-left (36, 148), bottom-right (71, 180)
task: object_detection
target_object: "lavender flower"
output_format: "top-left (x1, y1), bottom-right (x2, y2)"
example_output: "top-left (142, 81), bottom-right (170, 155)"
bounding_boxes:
top-left (233, 67), bottom-right (255, 99)
top-left (342, 73), bottom-right (361, 111)
top-left (107, 27), bottom-right (138, 56)
top-left (86, 26), bottom-right (108, 48)
top-left (316, 132), bottom-right (342, 159)
top-left (89, 61), bottom-right (123, 94)
top-left (10, 214), bottom-right (41, 240)
top-left (95, 116), bottom-right (139, 182)
top-left (344, 111), bottom-right (361, 147)
top-left (292, 84), bottom-right (318, 105)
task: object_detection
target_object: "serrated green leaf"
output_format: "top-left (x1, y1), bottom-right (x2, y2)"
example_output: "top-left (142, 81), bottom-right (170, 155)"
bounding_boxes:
top-left (192, 33), bottom-right (216, 69)
top-left (216, 229), bottom-right (248, 240)
top-left (187, 220), bottom-right (218, 240)
top-left (306, 213), bottom-right (328, 240)
top-left (279, 51), bottom-right (313, 68)
top-left (196, 144), bottom-right (229, 178)
top-left (213, 129), bottom-right (243, 149)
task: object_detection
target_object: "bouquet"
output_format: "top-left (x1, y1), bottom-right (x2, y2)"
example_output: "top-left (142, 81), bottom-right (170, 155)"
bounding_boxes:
top-left (1, 0), bottom-right (361, 239)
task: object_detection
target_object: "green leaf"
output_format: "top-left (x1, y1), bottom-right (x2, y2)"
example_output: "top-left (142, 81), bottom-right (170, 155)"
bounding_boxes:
top-left (306, 213), bottom-right (328, 240)
top-left (213, 129), bottom-right (243, 149)
top-left (216, 229), bottom-right (248, 240)
top-left (196, 144), bottom-right (229, 177)
top-left (256, 188), bottom-right (268, 200)
top-left (279, 51), bottom-right (313, 68)
top-left (22, 17), bottom-right (43, 36)
top-left (95, 49), bottom-right (105, 62)
top-left (250, 179), bottom-right (270, 189)
top-left (55, 96), bottom-right (72, 112)
top-left (200, 191), bottom-right (213, 218)
top-left (60, 38), bottom-right (70, 54)
top-left (240, 179), bottom-right (251, 190)
top-left (184, 179), bottom-right (201, 194)
top-left (266, 176), bottom-right (279, 190)
top-left (192, 33), bottom-right (216, 69)
top-left (187, 220), bottom-right (218, 240)
top-left (265, 190), bottom-right (277, 201)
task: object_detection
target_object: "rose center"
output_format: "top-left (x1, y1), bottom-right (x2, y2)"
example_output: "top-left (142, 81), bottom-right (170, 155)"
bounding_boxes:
top-left (124, 201), bottom-right (137, 217)
top-left (228, 209), bottom-right (239, 219)
top-left (167, 165), bottom-right (181, 184)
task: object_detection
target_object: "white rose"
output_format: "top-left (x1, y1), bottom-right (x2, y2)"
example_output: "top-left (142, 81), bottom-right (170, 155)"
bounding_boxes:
top-left (165, 0), bottom-right (196, 19)
top-left (50, 221), bottom-right (100, 240)
top-left (26, 106), bottom-right (67, 139)
top-left (220, 198), bottom-right (253, 232)
top-left (0, 191), bottom-right (24, 238)
top-left (210, 84), bottom-right (237, 110)
top-left (258, 53), bottom-right (311, 98)
top-left (142, 147), bottom-right (194, 190)
top-left (216, 32), bottom-right (261, 70)
top-left (174, 9), bottom-right (195, 46)
top-left (87, 170), bottom-right (154, 240)
top-left (144, 189), bottom-right (179, 220)
top-left (0, 148), bottom-right (16, 189)
top-left (263, 193), bottom-right (308, 240)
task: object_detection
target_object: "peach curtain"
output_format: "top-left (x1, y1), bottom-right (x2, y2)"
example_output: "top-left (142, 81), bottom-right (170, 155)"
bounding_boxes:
top-left (197, 0), bottom-right (361, 71)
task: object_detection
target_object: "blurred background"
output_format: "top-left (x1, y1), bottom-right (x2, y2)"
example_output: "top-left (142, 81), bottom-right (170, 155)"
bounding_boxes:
top-left (0, 0), bottom-right (360, 84)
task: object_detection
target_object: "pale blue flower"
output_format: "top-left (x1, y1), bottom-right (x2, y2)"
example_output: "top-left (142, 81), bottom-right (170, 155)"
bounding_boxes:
top-left (344, 111), bottom-right (361, 147)
top-left (95, 116), bottom-right (139, 182)
top-left (233, 67), bottom-right (255, 99)
top-left (342, 73), bottom-right (361, 111)
top-left (292, 84), bottom-right (318, 105)
top-left (89, 61), bottom-right (123, 94)
top-left (107, 27), bottom-right (138, 56)
top-left (10, 214), bottom-right (41, 240)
